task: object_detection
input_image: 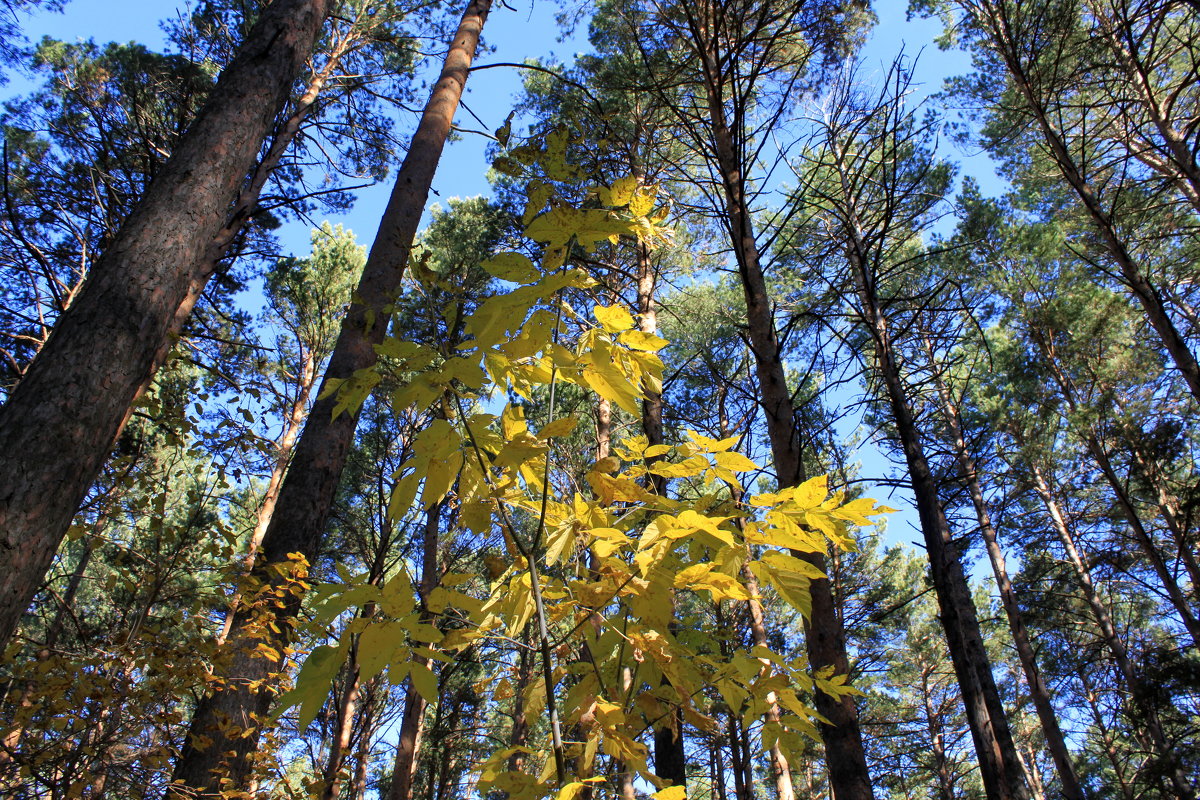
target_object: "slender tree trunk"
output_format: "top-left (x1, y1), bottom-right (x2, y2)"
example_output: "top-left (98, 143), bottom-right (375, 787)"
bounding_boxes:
top-left (1022, 453), bottom-right (1196, 798)
top-left (628, 241), bottom-right (686, 792)
top-left (716, 388), bottom-right (796, 800)
top-left (1031, 335), bottom-right (1200, 645)
top-left (386, 503), bottom-right (443, 800)
top-left (507, 631), bottom-right (533, 775)
top-left (168, 3), bottom-right (492, 795)
top-left (969, 0), bottom-right (1200, 404)
top-left (218, 349), bottom-right (317, 645)
top-left (691, 27), bottom-right (875, 800)
top-left (919, 663), bottom-right (955, 800)
top-left (322, 665), bottom-right (362, 800)
top-left (844, 240), bottom-right (1028, 800)
top-left (1078, 668), bottom-right (1136, 800)
top-left (0, 0), bottom-right (333, 651)
top-left (726, 712), bottom-right (748, 800)
top-left (921, 334), bottom-right (1084, 799)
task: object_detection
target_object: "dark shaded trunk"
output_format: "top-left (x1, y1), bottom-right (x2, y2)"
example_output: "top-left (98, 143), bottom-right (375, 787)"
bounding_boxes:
top-left (922, 335), bottom-right (1084, 800)
top-left (0, 0), bottom-right (333, 653)
top-left (696, 50), bottom-right (875, 800)
top-left (853, 278), bottom-right (1028, 800)
top-left (633, 240), bottom-right (687, 791)
top-left (167, 3), bottom-right (491, 795)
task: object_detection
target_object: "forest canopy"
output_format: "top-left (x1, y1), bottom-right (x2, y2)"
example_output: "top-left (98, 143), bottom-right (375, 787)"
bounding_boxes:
top-left (0, 1), bottom-right (1197, 799)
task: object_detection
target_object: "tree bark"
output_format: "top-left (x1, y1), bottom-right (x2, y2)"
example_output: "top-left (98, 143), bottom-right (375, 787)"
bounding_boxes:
top-left (696, 49), bottom-right (875, 800)
top-left (840, 236), bottom-right (1027, 800)
top-left (0, 0), bottom-right (333, 653)
top-left (167, 2), bottom-right (491, 795)
top-left (921, 334), bottom-right (1084, 800)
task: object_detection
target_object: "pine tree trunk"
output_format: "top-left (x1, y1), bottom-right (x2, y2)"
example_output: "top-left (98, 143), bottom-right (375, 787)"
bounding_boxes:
top-left (321, 665), bottom-right (362, 800)
top-left (919, 663), bottom-right (955, 800)
top-left (846, 242), bottom-right (1028, 800)
top-left (167, 3), bottom-right (491, 795)
top-left (385, 503), bottom-right (443, 800)
top-left (1031, 337), bottom-right (1200, 646)
top-left (921, 335), bottom-right (1083, 799)
top-left (968, 0), bottom-right (1200, 404)
top-left (1023, 454), bottom-right (1196, 798)
top-left (218, 348), bottom-right (318, 645)
top-left (699, 68), bottom-right (875, 800)
top-left (0, 0), bottom-right (333, 654)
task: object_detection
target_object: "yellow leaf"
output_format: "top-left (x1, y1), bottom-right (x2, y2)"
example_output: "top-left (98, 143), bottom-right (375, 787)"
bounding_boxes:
top-left (608, 175), bottom-right (639, 207)
top-left (791, 475), bottom-right (828, 509)
top-left (714, 451), bottom-right (757, 472)
top-left (644, 444), bottom-right (672, 458)
top-left (832, 497), bottom-right (893, 526)
top-left (481, 252), bottom-right (540, 284)
top-left (618, 329), bottom-right (669, 352)
top-left (652, 787), bottom-right (686, 800)
top-left (538, 415), bottom-right (579, 438)
top-left (408, 662), bottom-right (439, 704)
top-left (595, 303), bottom-right (635, 332)
top-left (592, 455), bottom-right (621, 474)
top-left (557, 783), bottom-right (587, 800)
top-left (685, 430), bottom-right (740, 453)
top-left (629, 187), bottom-right (657, 217)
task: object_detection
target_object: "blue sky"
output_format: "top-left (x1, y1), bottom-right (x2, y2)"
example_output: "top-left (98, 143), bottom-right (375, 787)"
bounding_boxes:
top-left (4, 0), bottom-right (1008, 556)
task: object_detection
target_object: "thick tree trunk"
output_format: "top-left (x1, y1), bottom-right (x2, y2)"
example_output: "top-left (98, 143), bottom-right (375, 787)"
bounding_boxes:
top-left (921, 336), bottom-right (1084, 800)
top-left (167, 3), bottom-right (491, 795)
top-left (0, 0), bottom-right (333, 653)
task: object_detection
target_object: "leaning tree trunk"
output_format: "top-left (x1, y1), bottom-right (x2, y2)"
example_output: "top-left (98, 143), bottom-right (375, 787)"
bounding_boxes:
top-left (0, 0), bottom-right (333, 653)
top-left (1020, 450), bottom-right (1196, 799)
top-left (967, 0), bottom-right (1200, 405)
top-left (848, 243), bottom-right (1028, 800)
top-left (920, 333), bottom-right (1084, 800)
top-left (167, 3), bottom-right (492, 796)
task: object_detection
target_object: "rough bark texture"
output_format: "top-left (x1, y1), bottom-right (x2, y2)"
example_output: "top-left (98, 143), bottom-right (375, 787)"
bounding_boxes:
top-left (168, 2), bottom-right (491, 795)
top-left (0, 0), bottom-right (333, 653)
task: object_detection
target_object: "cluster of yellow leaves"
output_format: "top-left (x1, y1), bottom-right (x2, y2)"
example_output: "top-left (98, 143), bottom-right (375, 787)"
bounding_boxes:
top-left (283, 129), bottom-right (892, 799)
